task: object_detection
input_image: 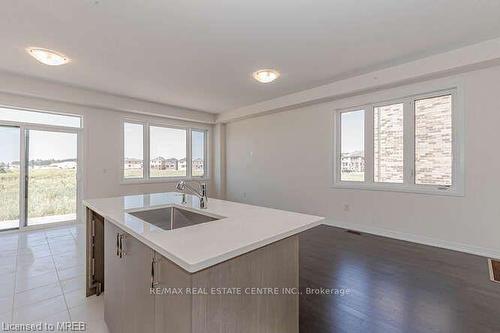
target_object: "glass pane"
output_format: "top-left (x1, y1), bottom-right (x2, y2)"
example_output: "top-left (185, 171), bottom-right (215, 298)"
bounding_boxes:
top-left (0, 126), bottom-right (20, 230)
top-left (192, 130), bottom-right (205, 177)
top-left (415, 95), bottom-right (452, 186)
top-left (374, 103), bottom-right (404, 183)
top-left (0, 107), bottom-right (81, 128)
top-left (27, 130), bottom-right (77, 226)
top-left (340, 110), bottom-right (365, 181)
top-left (124, 123), bottom-right (144, 179)
top-left (150, 126), bottom-right (187, 178)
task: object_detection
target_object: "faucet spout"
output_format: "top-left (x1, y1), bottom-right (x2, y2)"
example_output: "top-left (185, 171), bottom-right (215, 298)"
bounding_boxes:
top-left (176, 181), bottom-right (208, 209)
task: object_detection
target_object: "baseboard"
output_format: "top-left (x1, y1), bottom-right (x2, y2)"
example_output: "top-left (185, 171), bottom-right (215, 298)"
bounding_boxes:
top-left (322, 219), bottom-right (500, 259)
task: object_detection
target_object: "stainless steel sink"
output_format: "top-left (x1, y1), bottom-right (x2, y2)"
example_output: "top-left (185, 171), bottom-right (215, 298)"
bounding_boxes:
top-left (128, 207), bottom-right (220, 230)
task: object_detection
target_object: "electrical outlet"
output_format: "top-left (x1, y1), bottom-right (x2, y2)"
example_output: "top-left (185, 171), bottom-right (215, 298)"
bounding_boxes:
top-left (343, 204), bottom-right (350, 212)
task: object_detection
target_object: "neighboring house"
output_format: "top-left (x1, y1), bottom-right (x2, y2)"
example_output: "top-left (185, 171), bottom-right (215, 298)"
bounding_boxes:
top-left (178, 158), bottom-right (187, 170)
top-left (164, 158), bottom-right (178, 170)
top-left (192, 158), bottom-right (204, 171)
top-left (150, 157), bottom-right (166, 169)
top-left (124, 158), bottom-right (142, 169)
top-left (151, 157), bottom-right (178, 170)
top-left (341, 152), bottom-right (365, 173)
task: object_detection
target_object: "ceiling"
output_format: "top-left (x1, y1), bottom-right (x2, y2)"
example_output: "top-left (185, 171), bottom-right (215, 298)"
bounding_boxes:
top-left (2, 0), bottom-right (500, 113)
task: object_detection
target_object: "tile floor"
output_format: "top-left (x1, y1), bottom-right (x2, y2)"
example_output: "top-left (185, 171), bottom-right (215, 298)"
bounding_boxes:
top-left (0, 223), bottom-right (108, 332)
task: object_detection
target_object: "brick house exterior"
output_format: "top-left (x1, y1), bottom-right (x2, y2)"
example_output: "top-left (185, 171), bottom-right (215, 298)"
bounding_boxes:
top-left (371, 95), bottom-right (452, 185)
top-left (192, 158), bottom-right (204, 171)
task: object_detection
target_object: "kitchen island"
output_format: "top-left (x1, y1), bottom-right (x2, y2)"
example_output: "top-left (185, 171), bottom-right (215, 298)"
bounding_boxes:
top-left (84, 192), bottom-right (323, 333)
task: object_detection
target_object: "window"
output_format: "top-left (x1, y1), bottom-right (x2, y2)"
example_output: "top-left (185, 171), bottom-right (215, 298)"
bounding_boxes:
top-left (122, 121), bottom-right (208, 182)
top-left (334, 89), bottom-right (462, 195)
top-left (150, 126), bottom-right (187, 178)
top-left (340, 110), bottom-right (365, 182)
top-left (191, 130), bottom-right (206, 177)
top-left (123, 122), bottom-right (144, 179)
top-left (0, 107), bottom-right (81, 128)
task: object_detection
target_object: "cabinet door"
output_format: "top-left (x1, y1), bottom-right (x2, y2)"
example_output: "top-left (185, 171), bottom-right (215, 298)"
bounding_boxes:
top-left (122, 234), bottom-right (156, 333)
top-left (155, 254), bottom-right (192, 333)
top-left (104, 222), bottom-right (124, 333)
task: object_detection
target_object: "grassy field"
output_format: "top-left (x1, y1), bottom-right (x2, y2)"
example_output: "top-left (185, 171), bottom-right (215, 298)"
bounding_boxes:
top-left (1, 166), bottom-right (204, 222)
top-left (341, 172), bottom-right (364, 182)
top-left (0, 169), bottom-right (76, 221)
top-left (124, 168), bottom-right (204, 178)
top-left (0, 170), bottom-right (20, 221)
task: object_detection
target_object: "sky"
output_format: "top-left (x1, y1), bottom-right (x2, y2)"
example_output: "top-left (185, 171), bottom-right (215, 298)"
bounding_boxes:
top-left (341, 110), bottom-right (364, 154)
top-left (1, 124), bottom-right (204, 164)
top-left (0, 102), bottom-right (206, 164)
top-left (150, 126), bottom-right (187, 159)
top-left (29, 131), bottom-right (77, 160)
top-left (191, 130), bottom-right (204, 160)
top-left (0, 128), bottom-right (77, 163)
top-left (0, 108), bottom-right (80, 163)
top-left (0, 127), bottom-right (20, 163)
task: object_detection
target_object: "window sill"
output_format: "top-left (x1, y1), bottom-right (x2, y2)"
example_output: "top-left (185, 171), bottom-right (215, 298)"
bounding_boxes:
top-left (121, 177), bottom-right (210, 185)
top-left (331, 182), bottom-right (464, 197)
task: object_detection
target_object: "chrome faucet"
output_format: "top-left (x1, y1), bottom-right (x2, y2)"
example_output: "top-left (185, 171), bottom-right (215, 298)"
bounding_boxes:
top-left (176, 180), bottom-right (208, 209)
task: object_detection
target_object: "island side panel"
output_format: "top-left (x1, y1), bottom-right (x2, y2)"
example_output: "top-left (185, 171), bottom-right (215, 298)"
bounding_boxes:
top-left (86, 208), bottom-right (105, 296)
top-left (191, 236), bottom-right (299, 333)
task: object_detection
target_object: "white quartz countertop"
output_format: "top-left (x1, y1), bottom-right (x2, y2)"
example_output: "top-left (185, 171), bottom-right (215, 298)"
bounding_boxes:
top-left (83, 192), bottom-right (323, 273)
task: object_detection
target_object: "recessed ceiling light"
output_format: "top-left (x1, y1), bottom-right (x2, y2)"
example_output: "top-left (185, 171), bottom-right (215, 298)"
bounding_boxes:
top-left (27, 47), bottom-right (70, 66)
top-left (253, 69), bottom-right (280, 83)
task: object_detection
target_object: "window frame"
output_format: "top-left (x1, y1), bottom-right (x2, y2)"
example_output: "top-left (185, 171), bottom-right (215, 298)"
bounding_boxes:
top-left (121, 119), bottom-right (210, 184)
top-left (332, 88), bottom-right (464, 196)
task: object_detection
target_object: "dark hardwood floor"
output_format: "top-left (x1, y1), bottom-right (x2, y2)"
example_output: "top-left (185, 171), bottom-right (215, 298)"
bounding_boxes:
top-left (299, 225), bottom-right (500, 333)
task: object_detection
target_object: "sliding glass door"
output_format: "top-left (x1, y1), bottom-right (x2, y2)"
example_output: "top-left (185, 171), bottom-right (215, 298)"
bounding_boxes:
top-left (0, 123), bottom-right (80, 230)
top-left (0, 126), bottom-right (21, 230)
top-left (26, 129), bottom-right (78, 226)
top-left (0, 107), bottom-right (82, 231)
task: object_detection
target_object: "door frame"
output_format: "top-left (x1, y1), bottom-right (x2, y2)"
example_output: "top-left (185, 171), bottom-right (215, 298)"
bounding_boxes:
top-left (0, 119), bottom-right (83, 231)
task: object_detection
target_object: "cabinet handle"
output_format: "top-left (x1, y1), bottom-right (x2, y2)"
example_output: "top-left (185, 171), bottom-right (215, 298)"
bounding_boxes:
top-left (151, 255), bottom-right (158, 288)
top-left (116, 233), bottom-right (120, 257)
top-left (119, 234), bottom-right (125, 258)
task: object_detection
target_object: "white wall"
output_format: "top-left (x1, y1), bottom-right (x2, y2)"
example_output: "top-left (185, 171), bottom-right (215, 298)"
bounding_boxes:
top-left (0, 71), bottom-right (215, 124)
top-left (0, 91), bottom-right (214, 205)
top-left (225, 65), bottom-right (500, 258)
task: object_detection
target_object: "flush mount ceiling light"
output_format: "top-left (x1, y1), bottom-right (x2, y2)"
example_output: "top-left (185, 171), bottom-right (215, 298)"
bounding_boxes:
top-left (27, 47), bottom-right (70, 66)
top-left (253, 69), bottom-right (280, 83)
